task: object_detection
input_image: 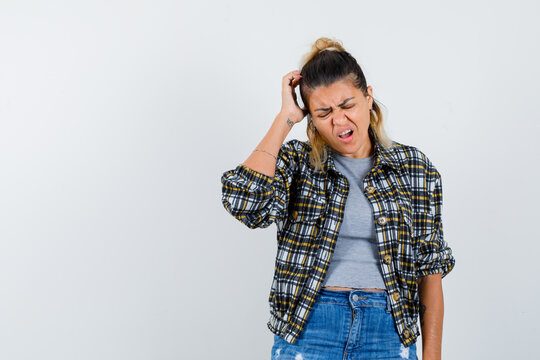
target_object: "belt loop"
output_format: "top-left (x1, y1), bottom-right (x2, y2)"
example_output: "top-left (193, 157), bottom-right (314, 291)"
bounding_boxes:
top-left (386, 291), bottom-right (391, 312)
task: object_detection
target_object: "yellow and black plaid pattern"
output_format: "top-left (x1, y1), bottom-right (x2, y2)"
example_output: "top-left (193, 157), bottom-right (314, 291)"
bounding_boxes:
top-left (220, 138), bottom-right (455, 347)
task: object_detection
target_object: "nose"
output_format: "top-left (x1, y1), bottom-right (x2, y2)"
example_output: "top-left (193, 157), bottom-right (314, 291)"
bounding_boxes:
top-left (332, 108), bottom-right (348, 124)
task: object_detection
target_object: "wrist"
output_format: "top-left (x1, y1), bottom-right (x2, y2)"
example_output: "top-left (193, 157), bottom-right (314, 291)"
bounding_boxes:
top-left (277, 111), bottom-right (301, 125)
top-left (422, 345), bottom-right (441, 360)
top-left (274, 112), bottom-right (296, 130)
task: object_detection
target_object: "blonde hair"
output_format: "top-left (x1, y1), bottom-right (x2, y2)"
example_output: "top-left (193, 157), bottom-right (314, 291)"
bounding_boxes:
top-left (298, 37), bottom-right (393, 171)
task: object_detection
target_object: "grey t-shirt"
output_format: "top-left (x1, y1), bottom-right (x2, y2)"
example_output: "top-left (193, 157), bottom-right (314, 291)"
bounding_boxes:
top-left (320, 152), bottom-right (386, 289)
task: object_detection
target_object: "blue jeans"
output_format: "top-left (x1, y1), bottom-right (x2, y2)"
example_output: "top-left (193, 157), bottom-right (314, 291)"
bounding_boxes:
top-left (270, 288), bottom-right (418, 360)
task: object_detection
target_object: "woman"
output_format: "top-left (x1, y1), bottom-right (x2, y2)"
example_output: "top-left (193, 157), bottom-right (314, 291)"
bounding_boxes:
top-left (220, 37), bottom-right (455, 360)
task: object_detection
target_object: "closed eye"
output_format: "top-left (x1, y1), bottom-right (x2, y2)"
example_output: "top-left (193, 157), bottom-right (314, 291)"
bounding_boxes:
top-left (318, 104), bottom-right (355, 118)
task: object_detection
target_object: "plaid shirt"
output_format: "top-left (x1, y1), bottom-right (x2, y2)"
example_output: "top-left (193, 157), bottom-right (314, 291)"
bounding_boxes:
top-left (220, 138), bottom-right (455, 347)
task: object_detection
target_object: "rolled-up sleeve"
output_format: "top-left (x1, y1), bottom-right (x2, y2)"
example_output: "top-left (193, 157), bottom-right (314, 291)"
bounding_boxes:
top-left (415, 173), bottom-right (456, 279)
top-left (220, 140), bottom-right (297, 229)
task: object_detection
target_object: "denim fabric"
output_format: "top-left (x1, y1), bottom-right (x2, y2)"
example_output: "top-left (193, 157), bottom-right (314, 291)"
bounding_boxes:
top-left (270, 288), bottom-right (418, 360)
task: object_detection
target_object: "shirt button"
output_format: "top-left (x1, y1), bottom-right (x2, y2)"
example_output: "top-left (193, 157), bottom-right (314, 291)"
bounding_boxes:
top-left (352, 294), bottom-right (359, 301)
top-left (366, 186), bottom-right (375, 194)
top-left (377, 216), bottom-right (388, 225)
top-left (393, 291), bottom-right (400, 301)
top-left (292, 210), bottom-right (299, 219)
top-left (403, 329), bottom-right (411, 339)
top-left (383, 254), bottom-right (392, 264)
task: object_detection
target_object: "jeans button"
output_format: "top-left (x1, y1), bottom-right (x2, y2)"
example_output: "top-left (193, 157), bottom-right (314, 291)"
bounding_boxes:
top-left (352, 294), bottom-right (359, 301)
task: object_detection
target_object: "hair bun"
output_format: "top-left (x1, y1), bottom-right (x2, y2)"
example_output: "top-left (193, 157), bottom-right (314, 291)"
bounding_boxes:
top-left (299, 37), bottom-right (345, 68)
top-left (314, 37), bottom-right (345, 52)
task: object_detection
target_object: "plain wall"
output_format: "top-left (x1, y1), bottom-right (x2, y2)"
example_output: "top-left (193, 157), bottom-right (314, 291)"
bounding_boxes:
top-left (1, 0), bottom-right (539, 359)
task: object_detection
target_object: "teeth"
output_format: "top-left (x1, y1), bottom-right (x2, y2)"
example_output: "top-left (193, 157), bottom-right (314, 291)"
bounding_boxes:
top-left (339, 129), bottom-right (352, 136)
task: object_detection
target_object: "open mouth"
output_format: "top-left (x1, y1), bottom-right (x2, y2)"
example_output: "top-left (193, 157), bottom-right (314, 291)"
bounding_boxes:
top-left (338, 129), bottom-right (353, 139)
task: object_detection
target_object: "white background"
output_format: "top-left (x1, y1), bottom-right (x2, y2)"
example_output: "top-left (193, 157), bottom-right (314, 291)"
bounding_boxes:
top-left (1, 1), bottom-right (539, 359)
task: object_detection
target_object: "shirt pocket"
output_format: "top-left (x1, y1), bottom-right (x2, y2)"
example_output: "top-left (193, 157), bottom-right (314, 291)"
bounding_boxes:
top-left (288, 178), bottom-right (326, 223)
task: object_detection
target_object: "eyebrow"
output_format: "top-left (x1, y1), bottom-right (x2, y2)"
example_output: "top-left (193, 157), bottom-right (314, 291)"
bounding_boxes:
top-left (314, 97), bottom-right (355, 112)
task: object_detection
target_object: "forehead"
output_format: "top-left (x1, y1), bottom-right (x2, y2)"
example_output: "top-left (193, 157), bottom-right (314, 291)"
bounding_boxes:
top-left (308, 80), bottom-right (361, 106)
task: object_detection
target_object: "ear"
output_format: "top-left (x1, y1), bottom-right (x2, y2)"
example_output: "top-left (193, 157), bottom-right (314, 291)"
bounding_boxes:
top-left (366, 86), bottom-right (374, 108)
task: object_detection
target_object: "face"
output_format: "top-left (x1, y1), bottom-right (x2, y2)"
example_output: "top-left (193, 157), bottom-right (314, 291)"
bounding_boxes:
top-left (307, 79), bottom-right (373, 158)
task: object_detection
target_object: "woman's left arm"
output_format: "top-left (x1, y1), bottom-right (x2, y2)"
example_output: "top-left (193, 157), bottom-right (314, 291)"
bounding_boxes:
top-left (414, 167), bottom-right (455, 360)
top-left (418, 273), bottom-right (444, 360)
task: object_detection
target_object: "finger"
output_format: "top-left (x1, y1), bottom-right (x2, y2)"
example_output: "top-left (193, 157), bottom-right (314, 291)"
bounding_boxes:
top-left (284, 77), bottom-right (298, 89)
top-left (284, 71), bottom-right (301, 80)
top-left (283, 74), bottom-right (296, 86)
top-left (282, 72), bottom-right (302, 91)
top-left (283, 71), bottom-right (299, 81)
top-left (289, 74), bottom-right (302, 86)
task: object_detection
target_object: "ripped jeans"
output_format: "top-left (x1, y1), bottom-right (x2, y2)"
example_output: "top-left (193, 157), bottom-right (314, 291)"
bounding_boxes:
top-left (270, 288), bottom-right (418, 360)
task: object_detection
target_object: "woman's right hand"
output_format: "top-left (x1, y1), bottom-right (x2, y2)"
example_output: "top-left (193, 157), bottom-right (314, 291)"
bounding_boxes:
top-left (280, 70), bottom-right (308, 124)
